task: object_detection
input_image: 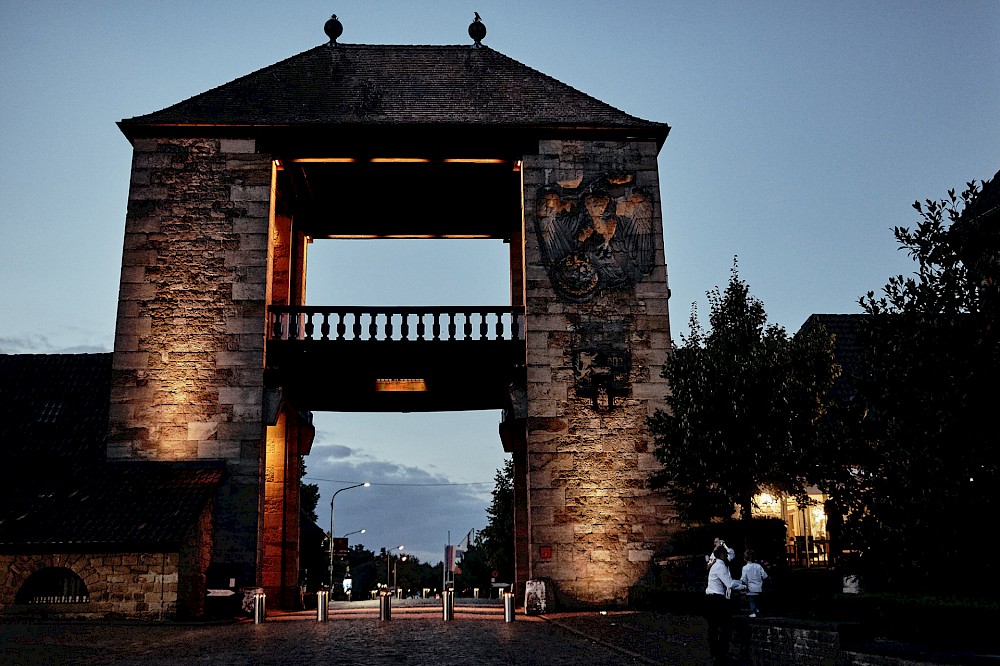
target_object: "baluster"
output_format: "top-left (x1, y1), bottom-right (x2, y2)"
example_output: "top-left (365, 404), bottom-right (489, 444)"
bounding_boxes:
top-left (353, 311), bottom-right (362, 341)
top-left (400, 311), bottom-right (409, 341)
top-left (320, 312), bottom-right (331, 340)
top-left (272, 312), bottom-right (282, 340)
top-left (304, 311), bottom-right (315, 340)
top-left (385, 311), bottom-right (394, 340)
top-left (497, 311), bottom-right (505, 340)
top-left (449, 312), bottom-right (458, 341)
top-left (336, 312), bottom-right (346, 341)
top-left (432, 312), bottom-right (441, 341)
top-left (463, 311), bottom-right (472, 341)
top-left (480, 312), bottom-right (489, 340)
top-left (416, 312), bottom-right (425, 341)
top-left (368, 312), bottom-right (378, 341)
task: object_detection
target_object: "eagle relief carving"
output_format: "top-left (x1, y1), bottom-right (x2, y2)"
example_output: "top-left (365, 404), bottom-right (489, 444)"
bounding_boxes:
top-left (535, 173), bottom-right (656, 302)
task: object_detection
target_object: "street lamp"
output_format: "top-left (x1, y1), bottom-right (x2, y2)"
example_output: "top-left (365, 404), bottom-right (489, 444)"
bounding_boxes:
top-left (342, 528), bottom-right (366, 539)
top-left (393, 554), bottom-right (408, 595)
top-left (330, 482), bottom-right (370, 587)
top-left (385, 545), bottom-right (404, 589)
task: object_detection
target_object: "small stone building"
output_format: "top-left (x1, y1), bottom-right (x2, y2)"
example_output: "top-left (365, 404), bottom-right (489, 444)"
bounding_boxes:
top-left (0, 354), bottom-right (221, 619)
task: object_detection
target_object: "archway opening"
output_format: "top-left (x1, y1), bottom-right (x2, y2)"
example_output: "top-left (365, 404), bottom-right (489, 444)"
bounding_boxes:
top-left (15, 567), bottom-right (89, 604)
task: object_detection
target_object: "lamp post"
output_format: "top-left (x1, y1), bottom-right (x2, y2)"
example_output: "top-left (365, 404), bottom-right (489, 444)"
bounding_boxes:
top-left (329, 482), bottom-right (370, 587)
top-left (342, 528), bottom-right (366, 539)
top-left (385, 545), bottom-right (404, 589)
top-left (393, 554), bottom-right (408, 595)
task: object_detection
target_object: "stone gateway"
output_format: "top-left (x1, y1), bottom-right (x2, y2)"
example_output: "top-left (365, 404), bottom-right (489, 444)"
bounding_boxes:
top-left (0, 17), bottom-right (676, 617)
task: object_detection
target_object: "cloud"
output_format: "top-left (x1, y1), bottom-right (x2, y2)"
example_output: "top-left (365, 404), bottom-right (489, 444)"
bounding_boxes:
top-left (0, 335), bottom-right (56, 354)
top-left (306, 456), bottom-right (495, 566)
top-left (0, 335), bottom-right (111, 355)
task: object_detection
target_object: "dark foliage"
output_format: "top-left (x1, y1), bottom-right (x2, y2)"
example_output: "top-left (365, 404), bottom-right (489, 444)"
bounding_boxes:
top-left (838, 177), bottom-right (1000, 593)
top-left (473, 459), bottom-right (515, 583)
top-left (649, 260), bottom-right (838, 522)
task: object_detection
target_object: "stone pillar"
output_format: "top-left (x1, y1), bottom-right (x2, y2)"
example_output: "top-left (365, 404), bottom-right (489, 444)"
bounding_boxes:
top-left (262, 407), bottom-right (311, 609)
top-left (520, 139), bottom-right (675, 606)
top-left (108, 137), bottom-right (273, 589)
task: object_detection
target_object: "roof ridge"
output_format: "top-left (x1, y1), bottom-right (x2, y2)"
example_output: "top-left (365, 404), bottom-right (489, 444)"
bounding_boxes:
top-left (119, 43), bottom-right (669, 137)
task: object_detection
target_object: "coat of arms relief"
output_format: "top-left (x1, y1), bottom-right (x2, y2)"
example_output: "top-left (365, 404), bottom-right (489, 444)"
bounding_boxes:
top-left (535, 172), bottom-right (656, 302)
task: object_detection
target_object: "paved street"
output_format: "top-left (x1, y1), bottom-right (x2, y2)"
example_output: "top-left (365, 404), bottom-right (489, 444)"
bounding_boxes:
top-left (1, 599), bottom-right (715, 666)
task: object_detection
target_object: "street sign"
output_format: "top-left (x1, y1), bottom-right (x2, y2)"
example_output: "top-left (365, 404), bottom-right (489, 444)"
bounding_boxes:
top-left (206, 589), bottom-right (236, 597)
top-left (332, 537), bottom-right (349, 557)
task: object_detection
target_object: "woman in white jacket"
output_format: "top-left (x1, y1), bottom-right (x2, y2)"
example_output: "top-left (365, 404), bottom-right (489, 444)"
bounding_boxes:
top-left (705, 545), bottom-right (743, 665)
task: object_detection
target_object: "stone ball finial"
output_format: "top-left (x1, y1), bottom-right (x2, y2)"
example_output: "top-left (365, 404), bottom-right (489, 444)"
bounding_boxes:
top-left (324, 14), bottom-right (344, 44)
top-left (469, 12), bottom-right (486, 47)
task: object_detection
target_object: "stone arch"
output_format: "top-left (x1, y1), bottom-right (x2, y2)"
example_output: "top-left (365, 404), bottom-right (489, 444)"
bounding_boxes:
top-left (2, 554), bottom-right (104, 606)
top-left (14, 566), bottom-right (89, 604)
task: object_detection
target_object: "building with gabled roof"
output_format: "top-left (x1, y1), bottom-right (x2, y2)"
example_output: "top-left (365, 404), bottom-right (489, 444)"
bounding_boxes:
top-left (3, 14), bottom-right (676, 614)
top-left (0, 354), bottom-right (223, 618)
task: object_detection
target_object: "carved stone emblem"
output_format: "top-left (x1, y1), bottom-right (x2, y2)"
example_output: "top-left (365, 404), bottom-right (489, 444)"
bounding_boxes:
top-left (536, 173), bottom-right (655, 302)
top-left (572, 319), bottom-right (632, 412)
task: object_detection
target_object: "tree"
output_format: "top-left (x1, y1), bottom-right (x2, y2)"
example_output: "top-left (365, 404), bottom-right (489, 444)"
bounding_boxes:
top-left (474, 459), bottom-right (514, 581)
top-left (649, 260), bottom-right (839, 523)
top-left (841, 177), bottom-right (1000, 592)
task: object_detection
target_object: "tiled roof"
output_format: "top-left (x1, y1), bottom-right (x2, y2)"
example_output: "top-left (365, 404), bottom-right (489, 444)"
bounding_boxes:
top-left (0, 354), bottom-right (223, 550)
top-left (119, 44), bottom-right (668, 137)
top-left (0, 462), bottom-right (224, 550)
top-left (798, 314), bottom-right (869, 403)
top-left (0, 354), bottom-right (112, 462)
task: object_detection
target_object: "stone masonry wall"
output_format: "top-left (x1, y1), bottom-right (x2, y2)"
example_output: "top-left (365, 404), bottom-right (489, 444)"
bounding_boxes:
top-left (0, 552), bottom-right (180, 620)
top-left (108, 137), bottom-right (273, 586)
top-left (521, 139), bottom-right (676, 606)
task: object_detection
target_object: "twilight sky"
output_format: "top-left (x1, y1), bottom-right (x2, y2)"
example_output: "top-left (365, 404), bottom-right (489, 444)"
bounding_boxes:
top-left (1, 1), bottom-right (997, 565)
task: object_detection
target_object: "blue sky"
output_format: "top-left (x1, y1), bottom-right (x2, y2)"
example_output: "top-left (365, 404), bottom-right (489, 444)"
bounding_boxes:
top-left (1, 1), bottom-right (997, 564)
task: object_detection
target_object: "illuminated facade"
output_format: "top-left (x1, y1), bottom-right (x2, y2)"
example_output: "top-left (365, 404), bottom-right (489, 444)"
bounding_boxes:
top-left (105, 28), bottom-right (675, 610)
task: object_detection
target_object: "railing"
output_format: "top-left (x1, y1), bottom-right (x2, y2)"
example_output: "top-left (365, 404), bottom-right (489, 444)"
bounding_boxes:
top-left (268, 306), bottom-right (525, 343)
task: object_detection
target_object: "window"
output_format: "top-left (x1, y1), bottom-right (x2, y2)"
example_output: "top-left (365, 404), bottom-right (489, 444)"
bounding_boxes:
top-left (15, 567), bottom-right (89, 604)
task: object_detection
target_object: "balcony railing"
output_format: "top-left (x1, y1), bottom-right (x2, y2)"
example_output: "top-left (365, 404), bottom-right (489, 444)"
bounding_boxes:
top-left (268, 306), bottom-right (525, 343)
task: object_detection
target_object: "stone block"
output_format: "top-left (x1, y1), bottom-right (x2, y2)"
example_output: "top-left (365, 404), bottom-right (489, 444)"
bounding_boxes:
top-left (218, 386), bottom-right (261, 406)
top-left (218, 421), bottom-right (263, 441)
top-left (232, 282), bottom-right (266, 301)
top-left (237, 233), bottom-right (269, 251)
top-left (187, 421), bottom-right (219, 441)
top-left (233, 216), bottom-right (269, 234)
top-left (128, 185), bottom-right (168, 201)
top-left (216, 351), bottom-right (253, 367)
top-left (229, 185), bottom-right (269, 202)
top-left (112, 352), bottom-right (149, 371)
top-left (220, 138), bottom-right (256, 154)
top-left (113, 334), bottom-right (139, 352)
top-left (628, 549), bottom-right (653, 563)
top-left (198, 440), bottom-right (242, 460)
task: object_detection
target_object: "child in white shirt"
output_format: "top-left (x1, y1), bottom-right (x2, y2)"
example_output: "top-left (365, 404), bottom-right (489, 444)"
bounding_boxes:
top-left (740, 549), bottom-right (768, 617)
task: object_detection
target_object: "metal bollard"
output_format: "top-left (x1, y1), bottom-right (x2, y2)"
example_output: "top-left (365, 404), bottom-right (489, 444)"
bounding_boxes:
top-left (316, 590), bottom-right (328, 622)
top-left (442, 588), bottom-right (454, 621)
top-left (379, 591), bottom-right (391, 621)
top-left (253, 592), bottom-right (266, 623)
top-left (503, 591), bottom-right (515, 622)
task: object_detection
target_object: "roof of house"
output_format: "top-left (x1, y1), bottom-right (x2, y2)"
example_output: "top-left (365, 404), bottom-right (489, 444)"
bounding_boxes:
top-left (118, 43), bottom-right (669, 141)
top-left (0, 354), bottom-right (112, 462)
top-left (0, 353), bottom-right (224, 551)
top-left (798, 314), bottom-right (869, 403)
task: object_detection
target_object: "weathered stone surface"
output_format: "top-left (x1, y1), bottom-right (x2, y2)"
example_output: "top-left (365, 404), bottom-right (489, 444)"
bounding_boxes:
top-left (521, 139), bottom-right (675, 607)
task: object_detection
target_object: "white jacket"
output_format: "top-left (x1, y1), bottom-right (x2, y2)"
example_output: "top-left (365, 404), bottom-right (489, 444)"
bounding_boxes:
top-left (740, 562), bottom-right (768, 594)
top-left (706, 559), bottom-right (744, 596)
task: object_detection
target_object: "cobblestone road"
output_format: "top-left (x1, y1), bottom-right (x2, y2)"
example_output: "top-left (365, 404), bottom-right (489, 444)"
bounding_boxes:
top-left (1, 600), bottom-right (716, 666)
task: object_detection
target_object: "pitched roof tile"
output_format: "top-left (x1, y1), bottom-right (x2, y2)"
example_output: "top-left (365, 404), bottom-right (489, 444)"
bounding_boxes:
top-left (120, 44), bottom-right (668, 137)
